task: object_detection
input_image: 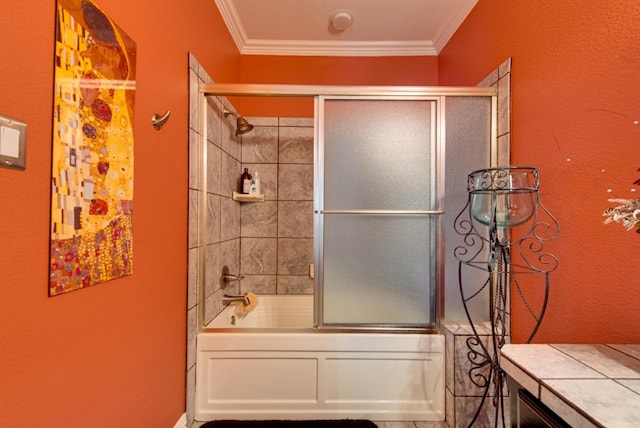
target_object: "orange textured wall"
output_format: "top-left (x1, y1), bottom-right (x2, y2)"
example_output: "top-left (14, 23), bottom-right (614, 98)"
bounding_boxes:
top-left (439, 0), bottom-right (640, 343)
top-left (0, 1), bottom-right (239, 427)
top-left (3, 1), bottom-right (638, 425)
top-left (236, 55), bottom-right (439, 117)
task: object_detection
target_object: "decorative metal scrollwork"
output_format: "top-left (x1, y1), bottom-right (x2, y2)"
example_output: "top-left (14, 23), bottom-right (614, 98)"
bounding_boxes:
top-left (454, 166), bottom-right (559, 427)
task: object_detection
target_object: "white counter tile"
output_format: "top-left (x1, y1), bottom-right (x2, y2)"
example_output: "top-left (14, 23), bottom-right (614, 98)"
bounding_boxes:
top-left (553, 344), bottom-right (640, 378)
top-left (618, 378), bottom-right (640, 395)
top-left (540, 383), bottom-right (598, 428)
top-left (502, 344), bottom-right (640, 428)
top-left (501, 344), bottom-right (604, 380)
top-left (500, 355), bottom-right (539, 396)
top-left (543, 378), bottom-right (640, 428)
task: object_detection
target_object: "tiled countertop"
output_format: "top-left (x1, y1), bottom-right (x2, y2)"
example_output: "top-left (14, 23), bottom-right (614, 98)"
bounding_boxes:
top-left (501, 344), bottom-right (640, 427)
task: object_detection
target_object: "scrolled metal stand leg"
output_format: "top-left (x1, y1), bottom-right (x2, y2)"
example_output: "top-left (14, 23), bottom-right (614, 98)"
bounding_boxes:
top-left (454, 167), bottom-right (559, 428)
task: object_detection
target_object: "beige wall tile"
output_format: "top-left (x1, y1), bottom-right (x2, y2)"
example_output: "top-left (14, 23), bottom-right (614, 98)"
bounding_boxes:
top-left (241, 237), bottom-right (277, 274)
top-left (278, 164), bottom-right (313, 200)
top-left (279, 126), bottom-right (313, 164)
top-left (277, 238), bottom-right (313, 275)
top-left (241, 201), bottom-right (278, 237)
top-left (241, 126), bottom-right (278, 163)
top-left (277, 275), bottom-right (314, 294)
top-left (278, 201), bottom-right (313, 238)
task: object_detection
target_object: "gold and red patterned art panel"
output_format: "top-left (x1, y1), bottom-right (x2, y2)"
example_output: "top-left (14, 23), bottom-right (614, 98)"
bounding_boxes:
top-left (49, 0), bottom-right (136, 296)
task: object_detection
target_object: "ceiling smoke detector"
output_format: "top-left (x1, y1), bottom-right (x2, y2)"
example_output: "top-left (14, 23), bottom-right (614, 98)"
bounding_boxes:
top-left (330, 10), bottom-right (353, 32)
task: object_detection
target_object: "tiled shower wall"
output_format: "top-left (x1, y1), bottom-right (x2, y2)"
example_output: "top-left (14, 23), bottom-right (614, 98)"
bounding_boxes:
top-left (187, 53), bottom-right (238, 426)
top-left (196, 114), bottom-right (316, 322)
top-left (186, 53), bottom-right (314, 426)
top-left (238, 117), bottom-right (314, 295)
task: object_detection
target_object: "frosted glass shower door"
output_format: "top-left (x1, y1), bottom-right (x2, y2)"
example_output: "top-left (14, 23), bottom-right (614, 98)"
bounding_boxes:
top-left (316, 98), bottom-right (441, 327)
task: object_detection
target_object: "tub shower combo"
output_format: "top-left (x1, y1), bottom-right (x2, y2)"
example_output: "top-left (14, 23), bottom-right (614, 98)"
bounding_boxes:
top-left (194, 84), bottom-right (499, 421)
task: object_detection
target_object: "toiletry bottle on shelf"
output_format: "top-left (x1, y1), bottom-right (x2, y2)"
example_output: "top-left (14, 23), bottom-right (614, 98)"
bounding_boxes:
top-left (249, 171), bottom-right (260, 195)
top-left (241, 168), bottom-right (252, 194)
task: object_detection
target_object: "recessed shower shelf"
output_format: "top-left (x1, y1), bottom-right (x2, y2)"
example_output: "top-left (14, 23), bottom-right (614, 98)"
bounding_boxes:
top-left (232, 192), bottom-right (264, 203)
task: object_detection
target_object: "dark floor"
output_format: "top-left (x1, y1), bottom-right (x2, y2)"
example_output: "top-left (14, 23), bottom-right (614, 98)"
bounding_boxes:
top-left (192, 422), bottom-right (450, 428)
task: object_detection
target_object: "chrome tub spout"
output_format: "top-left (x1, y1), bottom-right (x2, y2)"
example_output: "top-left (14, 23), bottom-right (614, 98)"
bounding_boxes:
top-left (223, 294), bottom-right (250, 306)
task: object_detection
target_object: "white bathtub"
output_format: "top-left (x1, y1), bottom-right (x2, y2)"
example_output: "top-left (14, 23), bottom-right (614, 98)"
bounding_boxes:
top-left (206, 294), bottom-right (313, 329)
top-left (196, 294), bottom-right (445, 421)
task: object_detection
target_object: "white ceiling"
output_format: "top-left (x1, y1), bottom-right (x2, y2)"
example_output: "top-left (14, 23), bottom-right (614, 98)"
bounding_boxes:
top-left (214, 0), bottom-right (479, 57)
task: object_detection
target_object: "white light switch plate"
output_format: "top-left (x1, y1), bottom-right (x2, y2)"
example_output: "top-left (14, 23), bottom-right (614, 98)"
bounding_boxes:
top-left (0, 114), bottom-right (27, 170)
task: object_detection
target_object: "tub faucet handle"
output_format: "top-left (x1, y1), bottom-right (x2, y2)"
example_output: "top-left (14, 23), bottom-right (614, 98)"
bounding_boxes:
top-left (223, 273), bottom-right (244, 283)
top-left (221, 265), bottom-right (244, 287)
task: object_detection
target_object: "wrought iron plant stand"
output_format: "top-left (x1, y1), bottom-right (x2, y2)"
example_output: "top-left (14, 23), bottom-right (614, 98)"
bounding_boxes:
top-left (453, 167), bottom-right (559, 427)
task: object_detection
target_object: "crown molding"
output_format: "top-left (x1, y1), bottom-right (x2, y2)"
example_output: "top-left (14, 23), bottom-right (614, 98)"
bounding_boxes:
top-left (215, 0), bottom-right (247, 51)
top-left (432, 0), bottom-right (479, 53)
top-left (215, 0), bottom-right (475, 57)
top-left (240, 39), bottom-right (438, 57)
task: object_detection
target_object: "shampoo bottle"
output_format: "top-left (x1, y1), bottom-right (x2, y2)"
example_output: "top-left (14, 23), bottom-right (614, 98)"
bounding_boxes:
top-left (249, 171), bottom-right (260, 195)
top-left (241, 168), bottom-right (252, 194)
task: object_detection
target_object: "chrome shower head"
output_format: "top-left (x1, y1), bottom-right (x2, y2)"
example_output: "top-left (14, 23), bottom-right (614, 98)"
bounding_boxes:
top-left (223, 108), bottom-right (254, 135)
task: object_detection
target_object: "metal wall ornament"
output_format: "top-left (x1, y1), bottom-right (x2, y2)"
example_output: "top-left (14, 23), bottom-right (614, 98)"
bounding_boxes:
top-left (453, 166), bottom-right (559, 427)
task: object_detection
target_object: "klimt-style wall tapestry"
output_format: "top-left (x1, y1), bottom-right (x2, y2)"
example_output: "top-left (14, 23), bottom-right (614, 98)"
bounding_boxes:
top-left (49, 0), bottom-right (136, 296)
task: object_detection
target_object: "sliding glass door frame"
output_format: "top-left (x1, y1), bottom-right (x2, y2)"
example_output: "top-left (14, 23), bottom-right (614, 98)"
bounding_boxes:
top-left (199, 84), bottom-right (498, 332)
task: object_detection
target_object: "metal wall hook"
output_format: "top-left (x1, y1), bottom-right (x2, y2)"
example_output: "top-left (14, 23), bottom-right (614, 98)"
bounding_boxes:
top-left (151, 110), bottom-right (171, 130)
